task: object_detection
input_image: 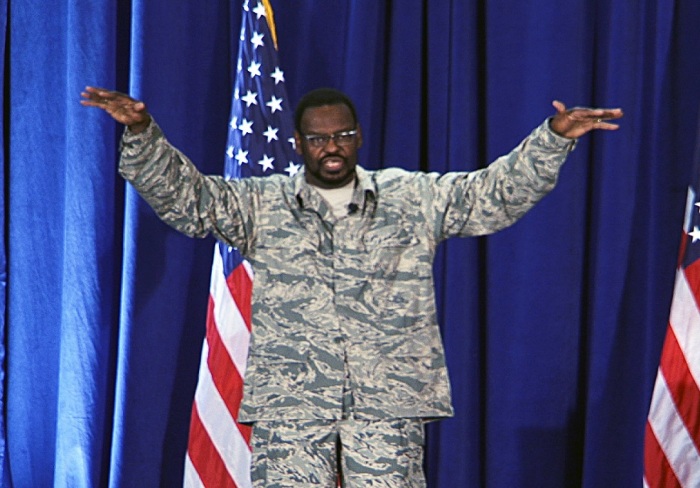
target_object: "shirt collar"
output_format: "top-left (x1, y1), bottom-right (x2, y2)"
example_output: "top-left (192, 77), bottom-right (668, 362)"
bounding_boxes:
top-left (292, 166), bottom-right (377, 213)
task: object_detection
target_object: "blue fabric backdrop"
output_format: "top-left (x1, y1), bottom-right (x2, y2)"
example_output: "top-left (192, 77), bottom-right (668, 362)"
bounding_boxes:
top-left (4, 0), bottom-right (700, 486)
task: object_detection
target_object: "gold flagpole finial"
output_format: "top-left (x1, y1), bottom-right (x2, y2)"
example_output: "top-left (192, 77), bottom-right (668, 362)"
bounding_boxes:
top-left (261, 0), bottom-right (279, 50)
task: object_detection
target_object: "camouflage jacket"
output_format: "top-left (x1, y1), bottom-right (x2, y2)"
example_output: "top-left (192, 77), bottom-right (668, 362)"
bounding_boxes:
top-left (119, 120), bottom-right (574, 422)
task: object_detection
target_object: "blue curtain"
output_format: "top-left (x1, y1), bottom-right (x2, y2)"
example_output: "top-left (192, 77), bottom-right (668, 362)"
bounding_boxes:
top-left (4, 0), bottom-right (700, 486)
top-left (0, 0), bottom-right (8, 485)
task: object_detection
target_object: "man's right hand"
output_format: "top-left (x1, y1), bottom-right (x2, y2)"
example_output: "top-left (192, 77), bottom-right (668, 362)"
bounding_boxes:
top-left (80, 86), bottom-right (151, 134)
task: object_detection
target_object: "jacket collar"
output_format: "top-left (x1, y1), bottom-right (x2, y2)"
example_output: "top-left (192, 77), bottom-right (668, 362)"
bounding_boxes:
top-left (292, 166), bottom-right (376, 215)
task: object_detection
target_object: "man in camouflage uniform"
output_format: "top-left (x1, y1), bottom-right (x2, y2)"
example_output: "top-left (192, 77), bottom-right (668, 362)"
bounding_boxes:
top-left (82, 86), bottom-right (622, 487)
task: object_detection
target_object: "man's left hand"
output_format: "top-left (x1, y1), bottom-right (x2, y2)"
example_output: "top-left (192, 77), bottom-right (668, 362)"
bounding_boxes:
top-left (549, 100), bottom-right (624, 139)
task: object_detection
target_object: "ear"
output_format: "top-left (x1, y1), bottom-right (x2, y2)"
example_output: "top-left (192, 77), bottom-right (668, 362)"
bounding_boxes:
top-left (294, 131), bottom-right (303, 155)
top-left (356, 124), bottom-right (363, 149)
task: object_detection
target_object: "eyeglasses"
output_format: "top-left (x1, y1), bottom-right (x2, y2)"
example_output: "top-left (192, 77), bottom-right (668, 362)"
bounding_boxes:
top-left (302, 129), bottom-right (358, 148)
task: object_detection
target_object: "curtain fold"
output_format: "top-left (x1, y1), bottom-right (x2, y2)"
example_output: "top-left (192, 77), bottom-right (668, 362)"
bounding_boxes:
top-left (108, 2), bottom-right (234, 486)
top-left (8, 1), bottom-right (120, 486)
top-left (0, 0), bottom-right (9, 485)
top-left (5, 0), bottom-right (700, 486)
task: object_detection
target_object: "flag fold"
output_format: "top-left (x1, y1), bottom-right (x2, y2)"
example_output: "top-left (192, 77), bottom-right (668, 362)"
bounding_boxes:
top-left (184, 1), bottom-right (296, 486)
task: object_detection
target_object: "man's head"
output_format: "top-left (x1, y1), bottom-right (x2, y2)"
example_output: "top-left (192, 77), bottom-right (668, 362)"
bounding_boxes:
top-left (294, 88), bottom-right (362, 189)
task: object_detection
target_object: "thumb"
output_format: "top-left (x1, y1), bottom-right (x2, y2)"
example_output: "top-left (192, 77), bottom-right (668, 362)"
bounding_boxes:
top-left (552, 100), bottom-right (567, 115)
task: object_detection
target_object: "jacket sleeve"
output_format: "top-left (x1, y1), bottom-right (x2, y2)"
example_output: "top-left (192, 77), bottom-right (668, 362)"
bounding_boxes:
top-left (424, 119), bottom-right (576, 242)
top-left (118, 120), bottom-right (256, 254)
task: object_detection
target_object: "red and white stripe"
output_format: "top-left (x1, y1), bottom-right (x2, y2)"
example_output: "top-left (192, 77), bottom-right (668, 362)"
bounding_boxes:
top-left (184, 248), bottom-right (253, 488)
top-left (644, 189), bottom-right (700, 487)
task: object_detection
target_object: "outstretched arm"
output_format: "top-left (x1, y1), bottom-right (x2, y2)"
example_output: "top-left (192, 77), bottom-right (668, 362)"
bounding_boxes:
top-left (80, 86), bottom-right (151, 134)
top-left (549, 100), bottom-right (623, 139)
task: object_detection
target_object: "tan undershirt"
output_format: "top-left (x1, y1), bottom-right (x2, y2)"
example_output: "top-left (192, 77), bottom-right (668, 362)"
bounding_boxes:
top-left (311, 178), bottom-right (356, 218)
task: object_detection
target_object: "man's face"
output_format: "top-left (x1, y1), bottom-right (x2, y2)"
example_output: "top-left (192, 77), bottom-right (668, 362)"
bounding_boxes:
top-left (295, 103), bottom-right (362, 189)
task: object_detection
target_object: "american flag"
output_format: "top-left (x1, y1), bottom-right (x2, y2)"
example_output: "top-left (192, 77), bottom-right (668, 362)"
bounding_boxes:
top-left (183, 1), bottom-right (297, 486)
top-left (644, 129), bottom-right (700, 487)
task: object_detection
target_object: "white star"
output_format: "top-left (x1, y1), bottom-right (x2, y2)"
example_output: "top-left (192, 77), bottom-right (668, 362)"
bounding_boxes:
top-left (253, 2), bottom-right (267, 19)
top-left (695, 201), bottom-right (700, 212)
top-left (226, 145), bottom-right (235, 159)
top-left (266, 95), bottom-right (283, 113)
top-left (263, 125), bottom-right (279, 142)
top-left (241, 90), bottom-right (258, 107)
top-left (229, 116), bottom-right (238, 130)
top-left (243, 0), bottom-right (249, 12)
top-left (285, 161), bottom-right (301, 177)
top-left (271, 67), bottom-right (285, 84)
top-left (251, 32), bottom-right (264, 49)
top-left (235, 148), bottom-right (249, 165)
top-left (239, 118), bottom-right (254, 136)
top-left (288, 137), bottom-right (297, 150)
top-left (236, 58), bottom-right (242, 72)
top-left (247, 60), bottom-right (262, 78)
top-left (690, 226), bottom-right (700, 242)
top-left (258, 154), bottom-right (275, 172)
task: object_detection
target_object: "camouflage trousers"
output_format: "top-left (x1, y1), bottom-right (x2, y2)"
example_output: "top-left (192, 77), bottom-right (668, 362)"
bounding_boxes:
top-left (249, 417), bottom-right (426, 487)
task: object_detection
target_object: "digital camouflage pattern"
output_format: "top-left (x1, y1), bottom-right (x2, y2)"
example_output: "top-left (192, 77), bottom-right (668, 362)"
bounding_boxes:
top-left (119, 120), bottom-right (574, 423)
top-left (250, 418), bottom-right (425, 487)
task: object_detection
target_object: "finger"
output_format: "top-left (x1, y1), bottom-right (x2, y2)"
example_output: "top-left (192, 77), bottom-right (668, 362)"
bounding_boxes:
top-left (569, 107), bottom-right (624, 120)
top-left (83, 86), bottom-right (113, 99)
top-left (552, 100), bottom-right (567, 114)
top-left (84, 85), bottom-right (110, 93)
top-left (81, 89), bottom-right (112, 107)
top-left (593, 107), bottom-right (623, 115)
top-left (79, 96), bottom-right (109, 108)
top-left (79, 100), bottom-right (100, 108)
top-left (592, 109), bottom-right (624, 124)
top-left (595, 121), bottom-right (621, 130)
top-left (599, 108), bottom-right (624, 119)
top-left (81, 90), bottom-right (141, 114)
top-left (83, 86), bottom-right (135, 104)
